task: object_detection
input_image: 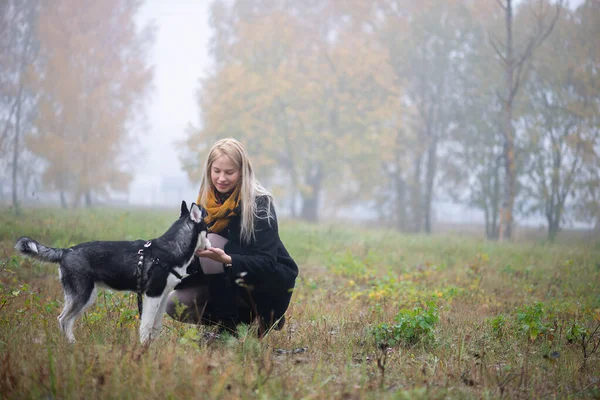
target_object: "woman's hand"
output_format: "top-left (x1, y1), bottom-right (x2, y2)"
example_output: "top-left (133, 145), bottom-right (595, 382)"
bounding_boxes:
top-left (195, 247), bottom-right (232, 265)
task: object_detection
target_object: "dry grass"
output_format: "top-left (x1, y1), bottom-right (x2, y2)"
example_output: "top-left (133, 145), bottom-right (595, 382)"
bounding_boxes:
top-left (1, 207), bottom-right (599, 399)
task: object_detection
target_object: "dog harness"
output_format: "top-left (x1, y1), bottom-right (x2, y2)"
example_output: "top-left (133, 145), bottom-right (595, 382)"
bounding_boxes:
top-left (136, 241), bottom-right (184, 317)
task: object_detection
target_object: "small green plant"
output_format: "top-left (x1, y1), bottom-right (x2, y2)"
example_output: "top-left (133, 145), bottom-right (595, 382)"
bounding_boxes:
top-left (178, 326), bottom-right (201, 350)
top-left (489, 314), bottom-right (507, 338)
top-left (516, 301), bottom-right (550, 341)
top-left (566, 320), bottom-right (588, 344)
top-left (372, 302), bottom-right (438, 347)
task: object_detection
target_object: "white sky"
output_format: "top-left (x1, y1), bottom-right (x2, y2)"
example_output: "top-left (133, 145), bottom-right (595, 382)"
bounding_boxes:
top-left (130, 1), bottom-right (212, 205)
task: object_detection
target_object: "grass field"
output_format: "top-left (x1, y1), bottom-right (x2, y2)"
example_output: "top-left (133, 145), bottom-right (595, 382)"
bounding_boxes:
top-left (1, 206), bottom-right (599, 399)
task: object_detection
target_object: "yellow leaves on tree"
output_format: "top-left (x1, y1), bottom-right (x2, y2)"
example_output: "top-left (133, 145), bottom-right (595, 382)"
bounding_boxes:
top-left (181, 4), bottom-right (401, 220)
top-left (26, 0), bottom-right (153, 207)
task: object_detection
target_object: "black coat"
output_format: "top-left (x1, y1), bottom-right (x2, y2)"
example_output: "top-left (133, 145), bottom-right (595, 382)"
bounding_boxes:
top-left (209, 195), bottom-right (298, 326)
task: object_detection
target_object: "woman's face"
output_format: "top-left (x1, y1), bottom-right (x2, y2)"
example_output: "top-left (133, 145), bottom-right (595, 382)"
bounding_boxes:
top-left (210, 154), bottom-right (241, 194)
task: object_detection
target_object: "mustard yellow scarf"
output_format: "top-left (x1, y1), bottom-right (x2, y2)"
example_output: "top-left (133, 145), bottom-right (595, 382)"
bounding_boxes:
top-left (198, 186), bottom-right (241, 234)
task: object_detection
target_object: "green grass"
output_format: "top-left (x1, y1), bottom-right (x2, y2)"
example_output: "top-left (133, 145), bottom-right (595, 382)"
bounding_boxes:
top-left (1, 206), bottom-right (599, 399)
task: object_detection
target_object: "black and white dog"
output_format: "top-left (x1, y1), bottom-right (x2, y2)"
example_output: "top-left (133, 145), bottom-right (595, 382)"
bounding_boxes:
top-left (14, 201), bottom-right (211, 344)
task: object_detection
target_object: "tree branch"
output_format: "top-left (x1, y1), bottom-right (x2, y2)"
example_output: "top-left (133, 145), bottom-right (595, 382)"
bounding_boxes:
top-left (510, 0), bottom-right (563, 100)
top-left (0, 96), bottom-right (19, 146)
top-left (489, 33), bottom-right (507, 65)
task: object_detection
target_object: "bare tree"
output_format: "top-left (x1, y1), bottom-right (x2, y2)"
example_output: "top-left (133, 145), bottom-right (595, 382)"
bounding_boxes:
top-left (0, 0), bottom-right (39, 215)
top-left (491, 0), bottom-right (562, 239)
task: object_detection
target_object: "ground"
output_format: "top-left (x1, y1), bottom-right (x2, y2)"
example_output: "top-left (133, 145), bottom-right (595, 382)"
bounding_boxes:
top-left (0, 207), bottom-right (599, 399)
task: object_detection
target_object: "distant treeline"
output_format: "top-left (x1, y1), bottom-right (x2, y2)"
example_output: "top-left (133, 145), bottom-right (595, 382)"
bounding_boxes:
top-left (181, 0), bottom-right (599, 241)
top-left (1, 0), bottom-right (599, 241)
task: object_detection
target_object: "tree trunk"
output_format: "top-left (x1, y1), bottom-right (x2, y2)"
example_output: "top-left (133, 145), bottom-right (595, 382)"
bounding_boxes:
top-left (82, 150), bottom-right (92, 207)
top-left (11, 88), bottom-right (23, 216)
top-left (500, 0), bottom-right (516, 241)
top-left (482, 160), bottom-right (499, 240)
top-left (547, 143), bottom-right (560, 242)
top-left (484, 205), bottom-right (491, 238)
top-left (288, 167), bottom-right (299, 219)
top-left (410, 154), bottom-right (423, 233)
top-left (547, 216), bottom-right (559, 242)
top-left (490, 157), bottom-right (502, 240)
top-left (423, 138), bottom-right (438, 234)
top-left (497, 0), bottom-right (560, 240)
top-left (483, 183), bottom-right (495, 239)
top-left (300, 163), bottom-right (323, 223)
top-left (501, 136), bottom-right (516, 240)
top-left (8, 0), bottom-right (38, 215)
top-left (278, 102), bottom-right (299, 219)
top-left (84, 190), bottom-right (92, 207)
top-left (289, 183), bottom-right (297, 218)
top-left (547, 191), bottom-right (565, 242)
top-left (392, 132), bottom-right (409, 231)
top-left (393, 167), bottom-right (407, 232)
top-left (301, 194), bottom-right (319, 222)
top-left (60, 190), bottom-right (67, 208)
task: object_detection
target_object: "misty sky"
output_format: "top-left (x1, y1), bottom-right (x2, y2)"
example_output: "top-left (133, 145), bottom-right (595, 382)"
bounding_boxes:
top-left (131, 0), bottom-right (211, 205)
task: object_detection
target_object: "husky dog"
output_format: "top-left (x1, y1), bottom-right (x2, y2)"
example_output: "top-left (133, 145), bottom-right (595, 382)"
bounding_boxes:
top-left (14, 201), bottom-right (211, 344)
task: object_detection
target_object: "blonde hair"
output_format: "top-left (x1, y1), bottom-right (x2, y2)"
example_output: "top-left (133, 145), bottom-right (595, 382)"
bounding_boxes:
top-left (197, 138), bottom-right (272, 244)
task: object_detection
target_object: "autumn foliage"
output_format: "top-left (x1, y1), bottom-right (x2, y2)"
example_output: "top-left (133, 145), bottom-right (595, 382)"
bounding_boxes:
top-left (21, 0), bottom-right (153, 207)
top-left (182, 0), bottom-right (600, 238)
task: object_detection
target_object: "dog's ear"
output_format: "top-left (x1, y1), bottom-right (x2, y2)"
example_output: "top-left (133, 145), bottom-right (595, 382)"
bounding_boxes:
top-left (180, 200), bottom-right (189, 217)
top-left (189, 203), bottom-right (203, 223)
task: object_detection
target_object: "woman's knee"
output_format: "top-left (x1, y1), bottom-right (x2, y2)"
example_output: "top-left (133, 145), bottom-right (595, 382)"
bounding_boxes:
top-left (165, 287), bottom-right (209, 323)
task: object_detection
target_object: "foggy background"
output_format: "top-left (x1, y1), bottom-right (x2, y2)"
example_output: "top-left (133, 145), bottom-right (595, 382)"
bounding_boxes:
top-left (129, 1), bottom-right (211, 207)
top-left (1, 0), bottom-right (598, 241)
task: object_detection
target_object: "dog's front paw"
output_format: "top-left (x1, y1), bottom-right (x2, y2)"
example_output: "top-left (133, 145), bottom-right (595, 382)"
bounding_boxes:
top-left (199, 231), bottom-right (211, 250)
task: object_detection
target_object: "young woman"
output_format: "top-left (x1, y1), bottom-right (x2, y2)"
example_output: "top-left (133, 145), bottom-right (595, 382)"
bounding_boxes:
top-left (166, 138), bottom-right (298, 335)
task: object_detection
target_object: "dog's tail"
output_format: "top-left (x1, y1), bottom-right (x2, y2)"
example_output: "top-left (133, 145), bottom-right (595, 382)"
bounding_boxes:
top-left (14, 237), bottom-right (66, 263)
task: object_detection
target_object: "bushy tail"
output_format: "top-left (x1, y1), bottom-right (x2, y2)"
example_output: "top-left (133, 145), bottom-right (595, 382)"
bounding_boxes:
top-left (14, 237), bottom-right (66, 263)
